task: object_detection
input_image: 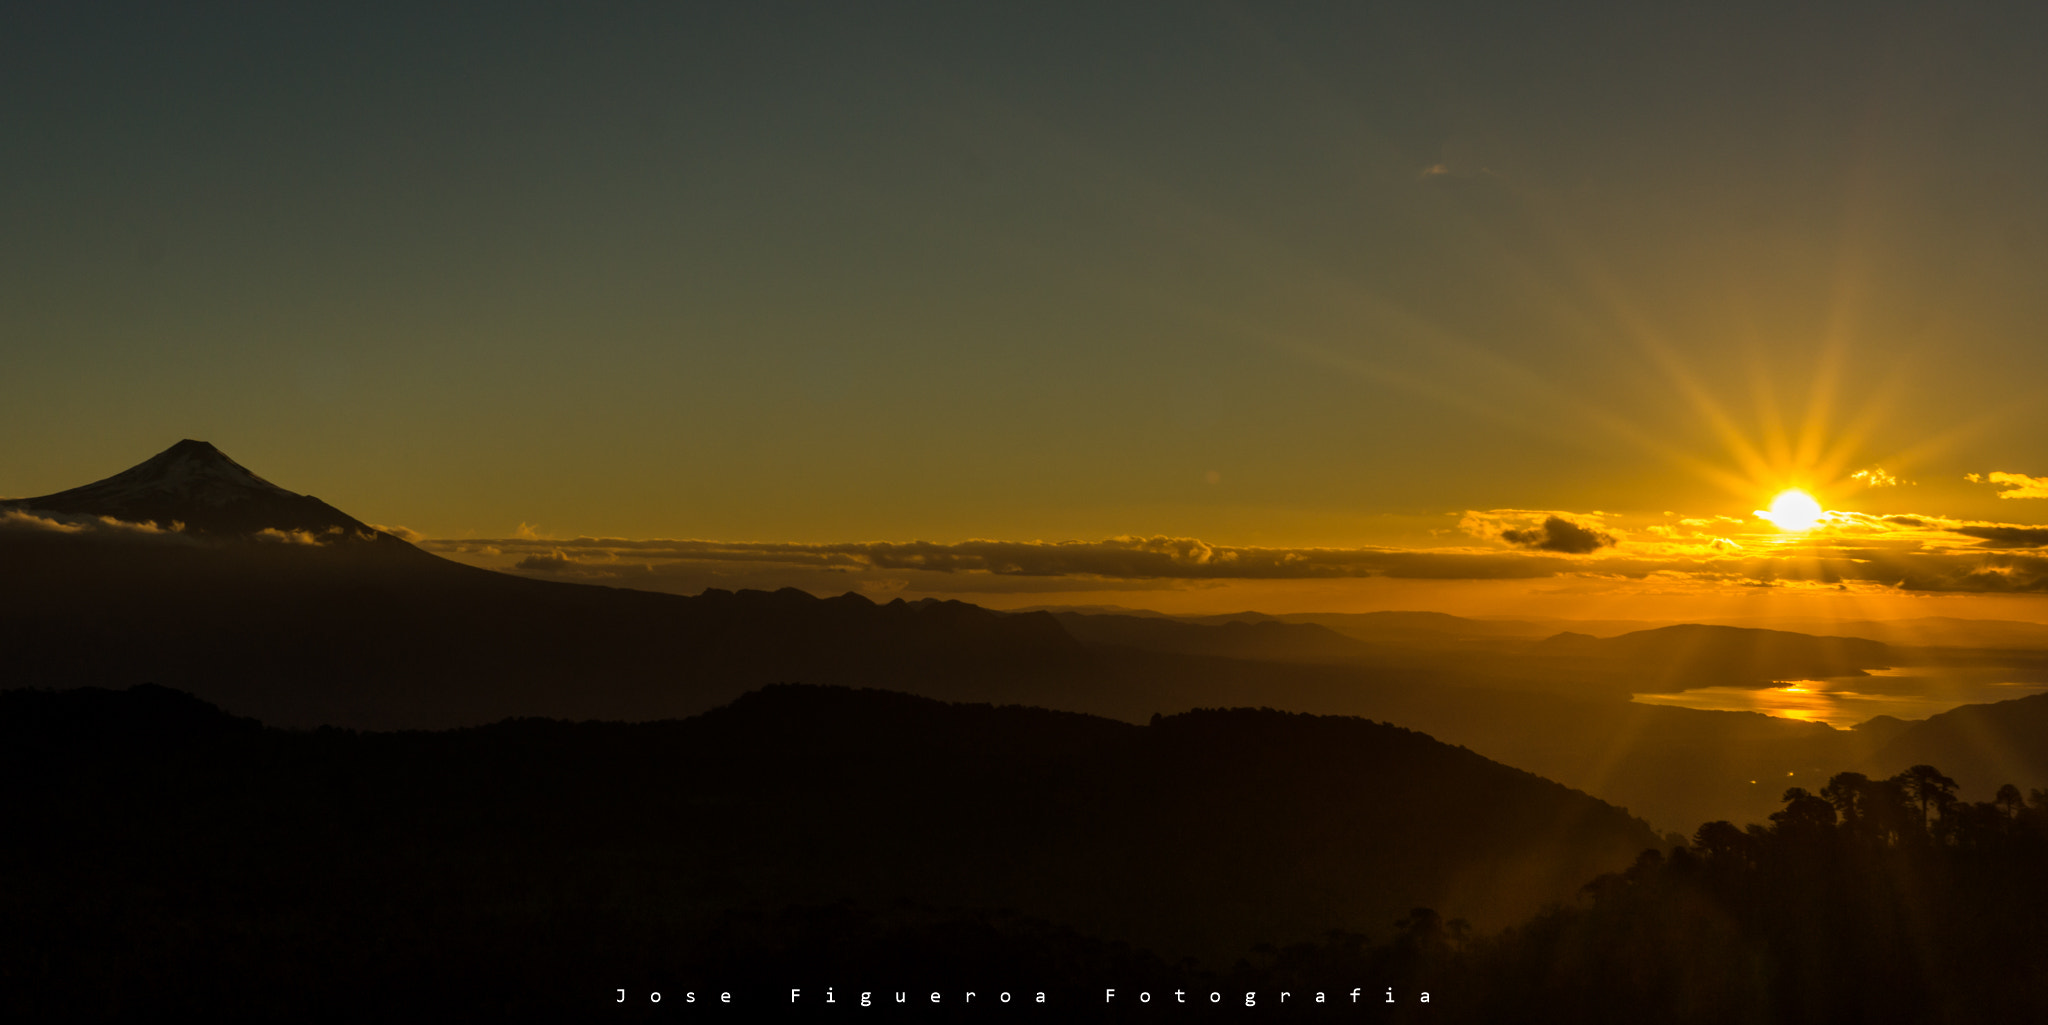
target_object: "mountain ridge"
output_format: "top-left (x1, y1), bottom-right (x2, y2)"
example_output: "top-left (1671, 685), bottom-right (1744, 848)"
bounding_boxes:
top-left (2, 439), bottom-right (2030, 834)
top-left (3, 680), bottom-right (1661, 969)
top-left (3, 439), bottom-right (401, 543)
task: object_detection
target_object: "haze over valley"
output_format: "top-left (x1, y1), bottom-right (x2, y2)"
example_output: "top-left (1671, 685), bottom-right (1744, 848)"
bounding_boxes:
top-left (10, 442), bottom-right (2048, 834)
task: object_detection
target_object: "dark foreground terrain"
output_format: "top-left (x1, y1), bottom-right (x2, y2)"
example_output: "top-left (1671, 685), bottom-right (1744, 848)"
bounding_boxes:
top-left (9, 683), bottom-right (2046, 1023)
top-left (3, 683), bottom-right (1649, 1021)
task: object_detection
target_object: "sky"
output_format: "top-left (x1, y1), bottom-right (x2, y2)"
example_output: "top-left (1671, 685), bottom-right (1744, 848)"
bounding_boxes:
top-left (11, 1), bottom-right (2048, 621)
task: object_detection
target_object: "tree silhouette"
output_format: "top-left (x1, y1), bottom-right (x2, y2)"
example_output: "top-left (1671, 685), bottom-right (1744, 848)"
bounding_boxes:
top-left (1391, 906), bottom-right (1469, 959)
top-left (1768, 786), bottom-right (1837, 839)
top-left (1395, 907), bottom-right (1442, 950)
top-left (1427, 760), bottom-right (2048, 1024)
top-left (1819, 771), bottom-right (1916, 848)
top-left (1691, 819), bottom-right (1752, 869)
top-left (1891, 764), bottom-right (1958, 837)
top-left (1821, 771), bottom-right (1870, 830)
top-left (1995, 783), bottom-right (2023, 820)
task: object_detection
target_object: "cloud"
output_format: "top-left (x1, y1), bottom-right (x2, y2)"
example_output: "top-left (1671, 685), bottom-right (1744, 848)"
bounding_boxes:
top-left (1851, 467), bottom-right (1904, 487)
top-left (370, 523), bottom-right (424, 543)
top-left (1981, 471), bottom-right (2048, 498)
top-left (0, 507), bottom-right (197, 544)
top-left (424, 533), bottom-right (1582, 584)
top-left (253, 528), bottom-right (324, 545)
top-left (1499, 515), bottom-right (1617, 554)
top-left (251, 525), bottom-right (384, 546)
top-left (1848, 511), bottom-right (2048, 552)
top-left (1950, 525), bottom-right (2048, 548)
top-left (1871, 551), bottom-right (2048, 593)
top-left (515, 550), bottom-right (592, 573)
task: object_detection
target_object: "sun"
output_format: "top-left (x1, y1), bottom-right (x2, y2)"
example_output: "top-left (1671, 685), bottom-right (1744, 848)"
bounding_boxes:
top-left (1759, 489), bottom-right (1825, 532)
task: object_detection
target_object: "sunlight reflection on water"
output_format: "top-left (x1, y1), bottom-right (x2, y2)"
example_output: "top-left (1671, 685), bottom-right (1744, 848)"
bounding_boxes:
top-left (1631, 678), bottom-right (2048, 729)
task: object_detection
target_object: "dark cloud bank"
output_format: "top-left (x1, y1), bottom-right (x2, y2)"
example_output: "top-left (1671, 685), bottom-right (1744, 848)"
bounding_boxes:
top-left (1500, 516), bottom-right (1617, 554)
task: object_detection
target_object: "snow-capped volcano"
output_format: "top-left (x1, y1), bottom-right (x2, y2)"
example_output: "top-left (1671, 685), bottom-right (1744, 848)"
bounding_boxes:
top-left (7, 440), bottom-right (387, 540)
top-left (35, 440), bottom-right (295, 509)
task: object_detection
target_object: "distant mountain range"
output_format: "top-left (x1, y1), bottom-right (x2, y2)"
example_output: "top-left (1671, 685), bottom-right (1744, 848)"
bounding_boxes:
top-left (8, 440), bottom-right (2048, 832)
top-left (1049, 609), bottom-right (1897, 696)
top-left (3, 441), bottom-right (1091, 728)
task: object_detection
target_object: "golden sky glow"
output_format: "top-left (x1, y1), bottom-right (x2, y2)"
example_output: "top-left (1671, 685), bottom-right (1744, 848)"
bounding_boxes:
top-left (10, 5), bottom-right (2048, 635)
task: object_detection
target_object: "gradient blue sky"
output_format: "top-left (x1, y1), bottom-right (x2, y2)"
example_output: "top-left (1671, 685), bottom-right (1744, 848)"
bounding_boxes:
top-left (11, 2), bottom-right (2048, 616)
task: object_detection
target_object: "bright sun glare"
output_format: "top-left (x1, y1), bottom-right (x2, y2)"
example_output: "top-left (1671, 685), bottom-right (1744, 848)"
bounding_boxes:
top-left (1760, 489), bottom-right (1825, 532)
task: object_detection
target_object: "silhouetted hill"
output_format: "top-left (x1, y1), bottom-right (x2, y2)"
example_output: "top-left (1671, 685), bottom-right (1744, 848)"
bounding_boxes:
top-left (2, 683), bottom-right (1657, 1019)
top-left (1530, 623), bottom-right (1894, 691)
top-left (1530, 630), bottom-right (1602, 653)
top-left (1050, 611), bottom-right (1373, 661)
top-left (1200, 609), bottom-right (1557, 642)
top-left (1850, 713), bottom-right (1919, 749)
top-left (1047, 610), bottom-right (1899, 703)
top-left (0, 536), bottom-right (1088, 728)
top-left (2, 444), bottom-right (1091, 727)
top-left (1868, 690), bottom-right (2048, 798)
top-left (1712, 614), bottom-right (2048, 650)
top-left (0, 530), bottom-right (1898, 832)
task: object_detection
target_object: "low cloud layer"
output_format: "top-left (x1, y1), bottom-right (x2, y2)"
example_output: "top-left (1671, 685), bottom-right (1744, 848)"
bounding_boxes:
top-left (370, 523), bottom-right (425, 543)
top-left (1, 505), bottom-right (394, 548)
top-left (1950, 525), bottom-right (2048, 548)
top-left (421, 503), bottom-right (2048, 597)
top-left (431, 534), bottom-right (1580, 583)
top-left (0, 508), bottom-right (196, 544)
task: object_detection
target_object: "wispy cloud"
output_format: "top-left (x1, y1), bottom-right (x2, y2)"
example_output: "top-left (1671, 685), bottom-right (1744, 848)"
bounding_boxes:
top-left (370, 523), bottom-right (424, 543)
top-left (252, 527), bottom-right (359, 546)
top-left (0, 508), bottom-right (197, 544)
top-left (1977, 471), bottom-right (2048, 499)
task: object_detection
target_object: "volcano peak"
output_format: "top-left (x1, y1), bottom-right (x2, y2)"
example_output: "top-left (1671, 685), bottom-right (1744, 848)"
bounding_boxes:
top-left (7, 440), bottom-right (378, 540)
top-left (98, 440), bottom-right (292, 505)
